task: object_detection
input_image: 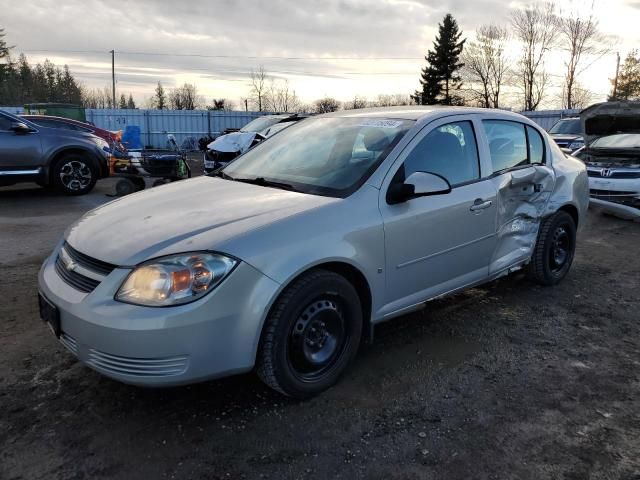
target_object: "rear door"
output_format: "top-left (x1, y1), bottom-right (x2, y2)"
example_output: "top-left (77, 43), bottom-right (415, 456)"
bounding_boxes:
top-left (378, 115), bottom-right (498, 316)
top-left (0, 113), bottom-right (42, 170)
top-left (480, 118), bottom-right (556, 274)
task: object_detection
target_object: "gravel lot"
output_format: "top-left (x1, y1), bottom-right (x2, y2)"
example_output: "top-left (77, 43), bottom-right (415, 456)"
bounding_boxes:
top-left (1, 168), bottom-right (639, 480)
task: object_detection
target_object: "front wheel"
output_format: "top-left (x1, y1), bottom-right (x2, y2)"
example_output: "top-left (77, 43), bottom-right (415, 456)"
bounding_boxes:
top-left (528, 211), bottom-right (577, 286)
top-left (256, 270), bottom-right (363, 399)
top-left (51, 154), bottom-right (98, 195)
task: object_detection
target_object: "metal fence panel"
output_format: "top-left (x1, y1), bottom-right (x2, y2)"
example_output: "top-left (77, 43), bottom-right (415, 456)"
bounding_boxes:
top-left (521, 109), bottom-right (580, 131)
top-left (0, 106), bottom-right (25, 115)
top-left (85, 109), bottom-right (268, 148)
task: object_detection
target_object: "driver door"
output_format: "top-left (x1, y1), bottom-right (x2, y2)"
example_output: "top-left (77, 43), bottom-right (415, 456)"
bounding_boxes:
top-left (378, 116), bottom-right (497, 317)
top-left (0, 114), bottom-right (42, 170)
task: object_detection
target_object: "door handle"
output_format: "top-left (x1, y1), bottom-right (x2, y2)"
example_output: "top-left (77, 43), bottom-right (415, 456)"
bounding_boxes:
top-left (470, 199), bottom-right (492, 212)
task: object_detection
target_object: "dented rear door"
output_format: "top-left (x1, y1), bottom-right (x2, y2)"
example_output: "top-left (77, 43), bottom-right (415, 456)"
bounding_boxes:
top-left (479, 119), bottom-right (556, 275)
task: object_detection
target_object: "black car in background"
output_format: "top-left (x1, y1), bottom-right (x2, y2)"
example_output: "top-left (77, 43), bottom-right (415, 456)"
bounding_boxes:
top-left (548, 117), bottom-right (584, 153)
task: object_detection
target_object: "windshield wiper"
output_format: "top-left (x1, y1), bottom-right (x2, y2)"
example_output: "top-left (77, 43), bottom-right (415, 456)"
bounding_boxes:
top-left (234, 176), bottom-right (299, 192)
top-left (211, 170), bottom-right (235, 181)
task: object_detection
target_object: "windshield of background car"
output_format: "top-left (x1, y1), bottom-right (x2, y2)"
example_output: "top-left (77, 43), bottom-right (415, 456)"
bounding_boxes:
top-left (223, 117), bottom-right (414, 197)
top-left (240, 116), bottom-right (283, 133)
top-left (549, 119), bottom-right (581, 135)
top-left (590, 133), bottom-right (640, 149)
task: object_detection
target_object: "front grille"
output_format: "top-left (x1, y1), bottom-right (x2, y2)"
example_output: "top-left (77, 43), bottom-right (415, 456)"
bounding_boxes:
top-left (64, 242), bottom-right (116, 276)
top-left (55, 255), bottom-right (100, 293)
top-left (587, 169), bottom-right (640, 179)
top-left (87, 349), bottom-right (188, 378)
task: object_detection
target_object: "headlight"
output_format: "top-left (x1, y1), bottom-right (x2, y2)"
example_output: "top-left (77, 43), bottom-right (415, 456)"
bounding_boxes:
top-left (115, 253), bottom-right (237, 307)
top-left (91, 137), bottom-right (111, 156)
top-left (568, 138), bottom-right (584, 151)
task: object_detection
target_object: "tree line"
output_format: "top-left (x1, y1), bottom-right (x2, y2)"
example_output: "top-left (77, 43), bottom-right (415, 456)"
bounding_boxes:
top-left (413, 3), bottom-right (638, 111)
top-left (3, 9), bottom-right (640, 114)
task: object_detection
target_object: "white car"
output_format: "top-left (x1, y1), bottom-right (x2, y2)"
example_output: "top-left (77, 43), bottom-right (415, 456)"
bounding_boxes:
top-left (573, 101), bottom-right (640, 219)
top-left (38, 107), bottom-right (588, 398)
top-left (204, 114), bottom-right (307, 173)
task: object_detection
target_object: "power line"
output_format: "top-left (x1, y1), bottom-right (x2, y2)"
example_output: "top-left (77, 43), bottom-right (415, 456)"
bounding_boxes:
top-left (22, 49), bottom-right (423, 61)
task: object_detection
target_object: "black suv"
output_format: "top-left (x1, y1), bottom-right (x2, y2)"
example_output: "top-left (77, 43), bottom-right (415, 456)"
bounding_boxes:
top-left (0, 110), bottom-right (111, 195)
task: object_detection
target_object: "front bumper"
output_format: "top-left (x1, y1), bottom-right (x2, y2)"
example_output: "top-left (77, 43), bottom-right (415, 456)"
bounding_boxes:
top-left (588, 177), bottom-right (640, 219)
top-left (38, 245), bottom-right (281, 386)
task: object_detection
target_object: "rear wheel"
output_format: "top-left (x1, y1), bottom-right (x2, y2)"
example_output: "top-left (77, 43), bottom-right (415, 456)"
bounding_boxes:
top-left (528, 211), bottom-right (577, 285)
top-left (256, 270), bottom-right (363, 399)
top-left (51, 154), bottom-right (97, 195)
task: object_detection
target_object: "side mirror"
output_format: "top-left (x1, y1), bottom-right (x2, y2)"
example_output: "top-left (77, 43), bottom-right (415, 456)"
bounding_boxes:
top-left (10, 122), bottom-right (33, 134)
top-left (387, 171), bottom-right (452, 204)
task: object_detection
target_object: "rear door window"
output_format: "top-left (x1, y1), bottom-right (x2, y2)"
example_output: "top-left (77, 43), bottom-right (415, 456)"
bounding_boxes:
top-left (483, 120), bottom-right (529, 173)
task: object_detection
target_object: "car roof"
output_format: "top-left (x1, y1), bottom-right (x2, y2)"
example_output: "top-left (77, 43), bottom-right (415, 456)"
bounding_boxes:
top-left (321, 105), bottom-right (530, 122)
top-left (23, 114), bottom-right (88, 125)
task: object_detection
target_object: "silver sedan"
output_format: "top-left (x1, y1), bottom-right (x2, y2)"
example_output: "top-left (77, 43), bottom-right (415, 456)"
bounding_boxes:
top-left (38, 107), bottom-right (589, 398)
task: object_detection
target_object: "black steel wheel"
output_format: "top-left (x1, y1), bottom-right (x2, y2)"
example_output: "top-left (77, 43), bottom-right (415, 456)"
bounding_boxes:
top-left (257, 269), bottom-right (363, 398)
top-left (528, 211), bottom-right (577, 286)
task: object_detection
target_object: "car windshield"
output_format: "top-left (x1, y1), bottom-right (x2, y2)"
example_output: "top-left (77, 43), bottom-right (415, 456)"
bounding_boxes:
top-left (549, 119), bottom-right (581, 135)
top-left (591, 133), bottom-right (640, 149)
top-left (223, 117), bottom-right (414, 197)
top-left (240, 116), bottom-right (284, 133)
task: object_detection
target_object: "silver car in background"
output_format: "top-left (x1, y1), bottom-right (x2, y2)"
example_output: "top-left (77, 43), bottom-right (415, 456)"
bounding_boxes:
top-left (38, 107), bottom-right (588, 398)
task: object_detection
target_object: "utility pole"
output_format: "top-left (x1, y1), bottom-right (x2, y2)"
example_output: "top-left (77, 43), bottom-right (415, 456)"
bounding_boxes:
top-left (244, 99), bottom-right (248, 112)
top-left (110, 49), bottom-right (116, 109)
top-left (612, 52), bottom-right (621, 100)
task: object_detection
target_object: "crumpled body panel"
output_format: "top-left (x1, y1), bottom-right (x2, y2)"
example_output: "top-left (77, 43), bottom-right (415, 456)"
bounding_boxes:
top-left (489, 165), bottom-right (556, 275)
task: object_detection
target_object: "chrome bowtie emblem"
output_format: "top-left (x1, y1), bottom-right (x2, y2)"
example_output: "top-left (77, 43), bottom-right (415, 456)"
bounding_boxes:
top-left (62, 255), bottom-right (77, 272)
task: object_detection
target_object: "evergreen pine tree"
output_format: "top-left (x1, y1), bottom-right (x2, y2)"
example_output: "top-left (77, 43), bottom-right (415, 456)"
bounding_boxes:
top-left (413, 14), bottom-right (466, 106)
top-left (127, 93), bottom-right (136, 109)
top-left (119, 93), bottom-right (127, 109)
top-left (155, 81), bottom-right (166, 109)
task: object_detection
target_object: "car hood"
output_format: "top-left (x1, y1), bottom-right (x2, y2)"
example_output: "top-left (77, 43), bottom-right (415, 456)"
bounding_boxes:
top-left (65, 176), bottom-right (338, 266)
top-left (581, 101), bottom-right (640, 145)
top-left (207, 132), bottom-right (257, 154)
top-left (550, 134), bottom-right (582, 142)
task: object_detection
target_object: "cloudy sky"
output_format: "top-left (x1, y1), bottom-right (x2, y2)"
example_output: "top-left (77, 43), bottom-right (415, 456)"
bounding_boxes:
top-left (1, 0), bottom-right (639, 109)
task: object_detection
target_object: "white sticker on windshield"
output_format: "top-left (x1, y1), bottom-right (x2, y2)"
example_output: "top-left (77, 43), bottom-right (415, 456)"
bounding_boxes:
top-left (358, 119), bottom-right (403, 129)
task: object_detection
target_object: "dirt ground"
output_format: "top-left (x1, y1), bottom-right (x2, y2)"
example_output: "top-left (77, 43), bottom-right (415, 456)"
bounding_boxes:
top-left (1, 170), bottom-right (639, 480)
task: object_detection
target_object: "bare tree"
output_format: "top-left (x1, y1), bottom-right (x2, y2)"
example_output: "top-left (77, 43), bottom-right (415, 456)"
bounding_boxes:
top-left (558, 82), bottom-right (594, 109)
top-left (249, 66), bottom-right (268, 111)
top-left (314, 97), bottom-right (341, 113)
top-left (344, 95), bottom-right (368, 110)
top-left (462, 25), bottom-right (510, 108)
top-left (265, 78), bottom-right (301, 112)
top-left (375, 93), bottom-right (413, 107)
top-left (558, 2), bottom-right (608, 109)
top-left (511, 3), bottom-right (560, 111)
top-left (169, 83), bottom-right (200, 110)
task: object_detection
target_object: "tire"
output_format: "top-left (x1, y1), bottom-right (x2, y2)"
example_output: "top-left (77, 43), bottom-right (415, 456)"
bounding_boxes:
top-left (115, 178), bottom-right (137, 196)
top-left (256, 269), bottom-right (363, 399)
top-left (527, 211), bottom-right (577, 286)
top-left (51, 154), bottom-right (98, 195)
